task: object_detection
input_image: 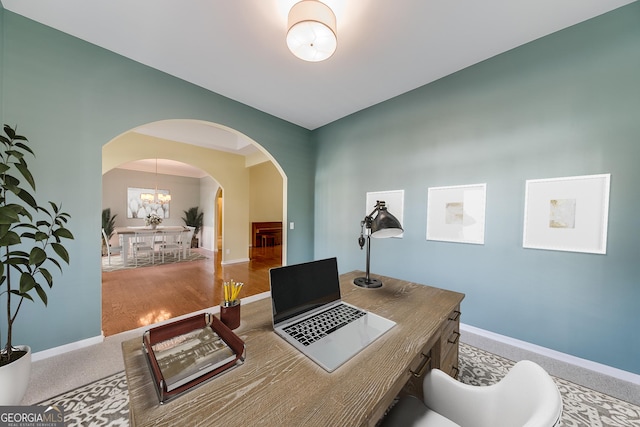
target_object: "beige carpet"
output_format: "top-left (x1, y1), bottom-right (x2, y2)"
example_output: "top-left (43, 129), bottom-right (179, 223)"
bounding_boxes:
top-left (101, 251), bottom-right (208, 272)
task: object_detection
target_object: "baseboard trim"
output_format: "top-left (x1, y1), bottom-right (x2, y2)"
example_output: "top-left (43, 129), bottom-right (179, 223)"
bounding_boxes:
top-left (221, 257), bottom-right (250, 265)
top-left (32, 335), bottom-right (104, 362)
top-left (461, 323), bottom-right (640, 406)
top-left (461, 323), bottom-right (640, 387)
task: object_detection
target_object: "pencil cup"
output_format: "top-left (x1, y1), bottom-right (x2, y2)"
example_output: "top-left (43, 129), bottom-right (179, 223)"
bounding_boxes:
top-left (220, 300), bottom-right (241, 330)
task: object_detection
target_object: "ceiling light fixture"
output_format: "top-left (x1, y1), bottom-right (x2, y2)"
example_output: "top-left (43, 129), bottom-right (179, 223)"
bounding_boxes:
top-left (141, 159), bottom-right (171, 205)
top-left (286, 0), bottom-right (337, 62)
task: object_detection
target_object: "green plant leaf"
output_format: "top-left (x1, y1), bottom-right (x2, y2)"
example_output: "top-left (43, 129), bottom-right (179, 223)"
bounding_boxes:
top-left (39, 267), bottom-right (53, 287)
top-left (34, 284), bottom-right (48, 305)
top-left (14, 142), bottom-right (34, 156)
top-left (10, 289), bottom-right (33, 302)
top-left (29, 246), bottom-right (47, 265)
top-left (19, 272), bottom-right (36, 294)
top-left (14, 186), bottom-right (38, 208)
top-left (3, 124), bottom-right (16, 139)
top-left (0, 206), bottom-right (20, 224)
top-left (34, 231), bottom-right (48, 241)
top-left (0, 230), bottom-right (21, 246)
top-left (49, 202), bottom-right (60, 214)
top-left (6, 150), bottom-right (24, 160)
top-left (51, 243), bottom-right (70, 264)
top-left (48, 257), bottom-right (62, 271)
top-left (53, 227), bottom-right (74, 240)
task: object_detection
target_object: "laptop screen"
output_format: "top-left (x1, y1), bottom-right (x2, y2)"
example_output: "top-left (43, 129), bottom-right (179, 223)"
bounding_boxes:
top-left (270, 257), bottom-right (341, 325)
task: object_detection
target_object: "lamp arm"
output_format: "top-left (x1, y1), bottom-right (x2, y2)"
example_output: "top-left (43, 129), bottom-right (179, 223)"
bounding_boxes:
top-left (358, 202), bottom-right (382, 249)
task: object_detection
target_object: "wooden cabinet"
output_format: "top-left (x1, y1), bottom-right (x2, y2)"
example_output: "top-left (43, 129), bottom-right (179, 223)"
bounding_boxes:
top-left (439, 305), bottom-right (461, 379)
top-left (401, 304), bottom-right (461, 399)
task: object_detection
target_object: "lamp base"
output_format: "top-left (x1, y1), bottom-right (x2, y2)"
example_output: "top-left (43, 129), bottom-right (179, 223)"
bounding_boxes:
top-left (353, 277), bottom-right (382, 288)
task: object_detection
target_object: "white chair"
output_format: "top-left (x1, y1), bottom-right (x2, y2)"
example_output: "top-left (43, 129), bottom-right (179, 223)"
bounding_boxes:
top-left (101, 228), bottom-right (122, 265)
top-left (381, 360), bottom-right (563, 427)
top-left (181, 226), bottom-right (195, 257)
top-left (132, 232), bottom-right (155, 266)
top-left (156, 231), bottom-right (182, 262)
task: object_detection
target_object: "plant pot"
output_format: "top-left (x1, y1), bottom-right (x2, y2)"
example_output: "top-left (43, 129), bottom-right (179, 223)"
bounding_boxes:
top-left (0, 345), bottom-right (31, 405)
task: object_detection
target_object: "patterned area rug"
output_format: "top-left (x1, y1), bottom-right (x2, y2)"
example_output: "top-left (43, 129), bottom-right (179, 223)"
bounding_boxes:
top-left (457, 344), bottom-right (640, 426)
top-left (101, 252), bottom-right (208, 272)
top-left (38, 371), bottom-right (129, 426)
top-left (38, 343), bottom-right (640, 426)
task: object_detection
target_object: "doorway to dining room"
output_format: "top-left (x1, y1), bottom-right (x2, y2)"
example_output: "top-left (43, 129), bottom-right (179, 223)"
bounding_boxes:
top-left (101, 119), bottom-right (286, 334)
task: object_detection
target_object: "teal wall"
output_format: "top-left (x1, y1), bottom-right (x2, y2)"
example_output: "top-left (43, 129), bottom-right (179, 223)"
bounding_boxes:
top-left (2, 3), bottom-right (639, 376)
top-left (0, 10), bottom-right (315, 352)
top-left (314, 3), bottom-right (640, 374)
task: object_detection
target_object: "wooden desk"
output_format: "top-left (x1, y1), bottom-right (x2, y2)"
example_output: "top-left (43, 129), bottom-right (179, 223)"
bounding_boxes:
top-left (122, 271), bottom-right (464, 426)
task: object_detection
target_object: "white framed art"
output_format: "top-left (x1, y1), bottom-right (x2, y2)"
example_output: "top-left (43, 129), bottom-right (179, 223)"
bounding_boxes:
top-left (426, 183), bottom-right (486, 244)
top-left (522, 173), bottom-right (610, 254)
top-left (127, 187), bottom-right (171, 219)
top-left (365, 190), bottom-right (404, 238)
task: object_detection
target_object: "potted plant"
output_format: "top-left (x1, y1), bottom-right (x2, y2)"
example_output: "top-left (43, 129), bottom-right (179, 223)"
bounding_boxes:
top-left (0, 125), bottom-right (74, 404)
top-left (182, 207), bottom-right (203, 248)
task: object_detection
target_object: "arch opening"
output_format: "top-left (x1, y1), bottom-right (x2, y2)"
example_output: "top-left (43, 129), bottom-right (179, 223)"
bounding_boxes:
top-left (101, 119), bottom-right (286, 335)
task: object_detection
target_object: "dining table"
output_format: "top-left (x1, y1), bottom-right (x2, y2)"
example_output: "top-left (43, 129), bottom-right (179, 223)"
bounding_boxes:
top-left (114, 226), bottom-right (190, 265)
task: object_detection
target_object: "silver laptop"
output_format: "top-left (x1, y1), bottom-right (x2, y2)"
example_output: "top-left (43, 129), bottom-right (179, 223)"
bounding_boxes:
top-left (269, 257), bottom-right (395, 372)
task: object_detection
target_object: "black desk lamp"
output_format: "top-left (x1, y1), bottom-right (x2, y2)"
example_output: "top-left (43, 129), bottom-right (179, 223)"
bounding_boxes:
top-left (354, 200), bottom-right (404, 288)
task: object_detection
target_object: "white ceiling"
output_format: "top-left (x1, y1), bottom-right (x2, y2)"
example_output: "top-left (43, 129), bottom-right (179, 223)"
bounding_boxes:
top-left (2, 0), bottom-right (634, 132)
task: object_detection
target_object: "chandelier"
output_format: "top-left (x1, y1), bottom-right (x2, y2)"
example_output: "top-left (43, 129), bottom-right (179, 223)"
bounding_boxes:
top-left (141, 159), bottom-right (171, 204)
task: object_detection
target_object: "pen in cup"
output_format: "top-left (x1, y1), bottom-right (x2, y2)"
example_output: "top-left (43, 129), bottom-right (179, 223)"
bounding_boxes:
top-left (221, 279), bottom-right (243, 329)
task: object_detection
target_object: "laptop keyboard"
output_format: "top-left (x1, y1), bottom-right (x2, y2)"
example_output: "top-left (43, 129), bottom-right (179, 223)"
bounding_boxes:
top-left (283, 304), bottom-right (367, 346)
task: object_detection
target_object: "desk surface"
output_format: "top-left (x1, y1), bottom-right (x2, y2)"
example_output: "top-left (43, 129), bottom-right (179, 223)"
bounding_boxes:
top-left (122, 271), bottom-right (464, 427)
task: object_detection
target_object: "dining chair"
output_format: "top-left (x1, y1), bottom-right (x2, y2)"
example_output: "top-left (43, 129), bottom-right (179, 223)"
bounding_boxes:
top-left (381, 360), bottom-right (562, 427)
top-left (102, 228), bottom-right (123, 265)
top-left (156, 231), bottom-right (182, 262)
top-left (132, 232), bottom-right (155, 266)
top-left (182, 226), bottom-right (196, 257)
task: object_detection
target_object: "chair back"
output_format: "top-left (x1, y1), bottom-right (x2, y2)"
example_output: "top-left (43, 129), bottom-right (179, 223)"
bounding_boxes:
top-left (183, 226), bottom-right (196, 252)
top-left (489, 360), bottom-right (563, 427)
top-left (101, 228), bottom-right (109, 249)
top-left (422, 360), bottom-right (562, 427)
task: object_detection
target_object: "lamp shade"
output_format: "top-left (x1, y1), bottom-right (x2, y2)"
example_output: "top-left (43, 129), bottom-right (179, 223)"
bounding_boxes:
top-left (287, 0), bottom-right (337, 62)
top-left (371, 208), bottom-right (403, 238)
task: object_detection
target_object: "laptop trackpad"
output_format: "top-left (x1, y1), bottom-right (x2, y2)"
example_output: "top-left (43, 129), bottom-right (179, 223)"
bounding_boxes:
top-left (306, 314), bottom-right (394, 372)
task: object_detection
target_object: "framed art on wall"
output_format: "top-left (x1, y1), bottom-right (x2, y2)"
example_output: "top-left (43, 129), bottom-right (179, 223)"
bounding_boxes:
top-left (127, 187), bottom-right (171, 219)
top-left (522, 173), bottom-right (610, 254)
top-left (365, 190), bottom-right (404, 238)
top-left (426, 183), bottom-right (486, 244)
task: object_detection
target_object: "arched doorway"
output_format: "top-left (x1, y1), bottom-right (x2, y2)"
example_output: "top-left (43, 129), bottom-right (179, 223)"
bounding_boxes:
top-left (101, 119), bottom-right (286, 335)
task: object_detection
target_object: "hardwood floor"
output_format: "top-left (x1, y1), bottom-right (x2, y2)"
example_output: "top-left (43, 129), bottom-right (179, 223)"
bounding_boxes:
top-left (101, 245), bottom-right (282, 336)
